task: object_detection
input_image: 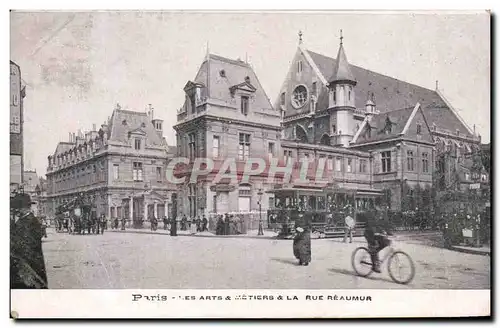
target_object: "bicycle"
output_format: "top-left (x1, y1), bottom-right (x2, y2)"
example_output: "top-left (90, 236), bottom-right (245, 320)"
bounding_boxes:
top-left (351, 234), bottom-right (415, 284)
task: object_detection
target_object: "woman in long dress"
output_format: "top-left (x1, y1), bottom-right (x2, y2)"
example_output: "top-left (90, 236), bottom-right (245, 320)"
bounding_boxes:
top-left (190, 217), bottom-right (198, 234)
top-left (293, 226), bottom-right (311, 266)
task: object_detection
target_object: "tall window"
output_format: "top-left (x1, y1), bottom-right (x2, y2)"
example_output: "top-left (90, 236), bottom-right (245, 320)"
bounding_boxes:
top-left (407, 150), bottom-right (415, 171)
top-left (416, 124), bottom-right (422, 135)
top-left (284, 150), bottom-right (293, 164)
top-left (348, 86), bottom-right (352, 101)
top-left (190, 93), bottom-right (196, 114)
top-left (333, 90), bottom-right (336, 103)
top-left (188, 132), bottom-right (196, 160)
top-left (327, 156), bottom-right (333, 171)
top-left (280, 92), bottom-right (286, 106)
top-left (381, 151), bottom-right (391, 173)
top-left (188, 184), bottom-right (197, 217)
top-left (297, 60), bottom-right (303, 73)
top-left (133, 162), bottom-right (143, 181)
top-left (422, 152), bottom-right (429, 173)
top-left (335, 157), bottom-right (342, 172)
top-left (212, 135), bottom-right (220, 158)
top-left (238, 133), bottom-right (251, 160)
top-left (268, 142), bottom-right (275, 157)
top-left (359, 159), bottom-right (367, 173)
top-left (241, 96), bottom-right (249, 116)
top-left (113, 164), bottom-right (119, 180)
top-left (312, 82), bottom-right (317, 96)
top-left (156, 166), bottom-right (162, 182)
top-left (238, 184), bottom-right (252, 212)
top-left (347, 158), bottom-right (354, 173)
top-left (134, 138), bottom-right (141, 150)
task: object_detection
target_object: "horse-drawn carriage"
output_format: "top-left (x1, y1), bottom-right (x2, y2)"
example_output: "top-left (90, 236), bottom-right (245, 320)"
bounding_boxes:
top-left (55, 195), bottom-right (101, 235)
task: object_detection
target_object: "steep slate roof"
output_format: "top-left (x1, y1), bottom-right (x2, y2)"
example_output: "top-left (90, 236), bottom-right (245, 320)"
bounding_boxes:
top-left (305, 50), bottom-right (473, 137)
top-left (52, 142), bottom-right (75, 157)
top-left (194, 53), bottom-right (274, 110)
top-left (108, 109), bottom-right (166, 147)
top-left (355, 106), bottom-right (415, 144)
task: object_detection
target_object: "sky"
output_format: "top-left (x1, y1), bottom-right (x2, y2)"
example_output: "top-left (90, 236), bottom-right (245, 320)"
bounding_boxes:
top-left (10, 11), bottom-right (490, 177)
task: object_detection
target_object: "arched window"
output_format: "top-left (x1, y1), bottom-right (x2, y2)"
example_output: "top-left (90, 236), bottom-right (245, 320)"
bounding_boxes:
top-left (295, 125), bottom-right (308, 143)
top-left (320, 134), bottom-right (330, 146)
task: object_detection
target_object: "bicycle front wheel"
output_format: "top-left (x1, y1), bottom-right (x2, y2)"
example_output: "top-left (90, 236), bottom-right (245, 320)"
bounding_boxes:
top-left (351, 247), bottom-right (373, 277)
top-left (387, 251), bottom-right (415, 284)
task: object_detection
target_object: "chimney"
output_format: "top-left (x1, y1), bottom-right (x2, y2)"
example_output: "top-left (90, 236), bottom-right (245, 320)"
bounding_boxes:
top-left (69, 132), bottom-right (72, 142)
top-left (92, 123), bottom-right (96, 132)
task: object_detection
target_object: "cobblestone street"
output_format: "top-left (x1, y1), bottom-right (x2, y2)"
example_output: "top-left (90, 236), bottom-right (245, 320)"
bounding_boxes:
top-left (43, 228), bottom-right (490, 289)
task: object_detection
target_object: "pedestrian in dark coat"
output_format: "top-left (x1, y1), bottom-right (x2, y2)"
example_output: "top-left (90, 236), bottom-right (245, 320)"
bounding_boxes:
top-left (10, 194), bottom-right (48, 289)
top-left (181, 215), bottom-right (187, 231)
top-left (293, 226), bottom-right (311, 266)
top-left (202, 215), bottom-right (208, 231)
top-left (216, 216), bottom-right (224, 235)
top-left (224, 214), bottom-right (230, 235)
top-left (195, 217), bottom-right (201, 232)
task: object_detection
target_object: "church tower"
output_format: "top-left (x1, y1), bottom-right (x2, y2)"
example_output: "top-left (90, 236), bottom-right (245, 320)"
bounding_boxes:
top-left (328, 30), bottom-right (357, 147)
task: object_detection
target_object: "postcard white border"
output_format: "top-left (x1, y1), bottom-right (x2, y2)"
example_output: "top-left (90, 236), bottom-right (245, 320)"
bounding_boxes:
top-left (10, 289), bottom-right (490, 318)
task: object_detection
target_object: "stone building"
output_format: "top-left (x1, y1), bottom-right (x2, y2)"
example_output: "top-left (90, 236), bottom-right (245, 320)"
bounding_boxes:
top-left (45, 105), bottom-right (176, 225)
top-left (274, 32), bottom-right (484, 209)
top-left (174, 53), bottom-right (282, 217)
top-left (10, 61), bottom-right (25, 193)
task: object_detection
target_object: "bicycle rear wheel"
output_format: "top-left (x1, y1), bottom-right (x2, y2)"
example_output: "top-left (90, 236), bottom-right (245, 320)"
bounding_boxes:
top-left (387, 251), bottom-right (415, 284)
top-left (351, 247), bottom-right (373, 277)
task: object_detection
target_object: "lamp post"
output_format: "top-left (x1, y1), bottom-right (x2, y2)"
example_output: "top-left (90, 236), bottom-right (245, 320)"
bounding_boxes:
top-left (257, 189), bottom-right (264, 236)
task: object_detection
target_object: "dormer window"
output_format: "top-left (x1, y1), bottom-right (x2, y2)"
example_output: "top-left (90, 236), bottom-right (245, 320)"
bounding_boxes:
top-left (141, 122), bottom-right (146, 128)
top-left (219, 70), bottom-right (226, 77)
top-left (241, 96), bottom-right (249, 116)
top-left (245, 76), bottom-right (250, 83)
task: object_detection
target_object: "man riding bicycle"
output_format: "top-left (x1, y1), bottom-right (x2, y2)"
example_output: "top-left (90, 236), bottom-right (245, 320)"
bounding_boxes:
top-left (364, 207), bottom-right (393, 273)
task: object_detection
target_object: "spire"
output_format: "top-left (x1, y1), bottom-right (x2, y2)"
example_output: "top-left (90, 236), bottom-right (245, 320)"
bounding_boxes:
top-left (435, 80), bottom-right (439, 91)
top-left (298, 30), bottom-right (303, 45)
top-left (205, 41), bottom-right (210, 61)
top-left (330, 30), bottom-right (356, 85)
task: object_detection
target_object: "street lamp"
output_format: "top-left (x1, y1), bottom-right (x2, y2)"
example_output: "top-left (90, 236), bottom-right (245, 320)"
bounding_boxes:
top-left (257, 189), bottom-right (264, 236)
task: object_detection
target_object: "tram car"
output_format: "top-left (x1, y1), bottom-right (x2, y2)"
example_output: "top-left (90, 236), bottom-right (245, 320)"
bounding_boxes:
top-left (267, 184), bottom-right (385, 239)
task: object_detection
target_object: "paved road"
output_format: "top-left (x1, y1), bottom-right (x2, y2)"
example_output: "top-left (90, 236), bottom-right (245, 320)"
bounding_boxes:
top-left (42, 228), bottom-right (490, 289)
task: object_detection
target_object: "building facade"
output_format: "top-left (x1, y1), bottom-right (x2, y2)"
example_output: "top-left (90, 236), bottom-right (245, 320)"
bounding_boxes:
top-left (10, 61), bottom-right (25, 193)
top-left (174, 54), bottom-right (282, 217)
top-left (45, 106), bottom-right (177, 225)
top-left (275, 34), bottom-right (485, 210)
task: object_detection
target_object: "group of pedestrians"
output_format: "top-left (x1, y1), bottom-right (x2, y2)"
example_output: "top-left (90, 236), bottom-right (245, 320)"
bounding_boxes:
top-left (215, 214), bottom-right (243, 235)
top-left (179, 215), bottom-right (208, 234)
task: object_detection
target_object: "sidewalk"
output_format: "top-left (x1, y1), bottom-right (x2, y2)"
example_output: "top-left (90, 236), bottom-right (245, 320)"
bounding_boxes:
top-left (106, 227), bottom-right (280, 239)
top-left (449, 244), bottom-right (491, 256)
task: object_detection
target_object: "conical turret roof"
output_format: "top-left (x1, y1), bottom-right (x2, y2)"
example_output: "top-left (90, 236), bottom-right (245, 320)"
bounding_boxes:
top-left (330, 42), bottom-right (356, 85)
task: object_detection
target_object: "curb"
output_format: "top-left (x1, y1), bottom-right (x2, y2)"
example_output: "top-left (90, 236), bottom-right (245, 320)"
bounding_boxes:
top-left (106, 229), bottom-right (279, 240)
top-left (448, 245), bottom-right (491, 256)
